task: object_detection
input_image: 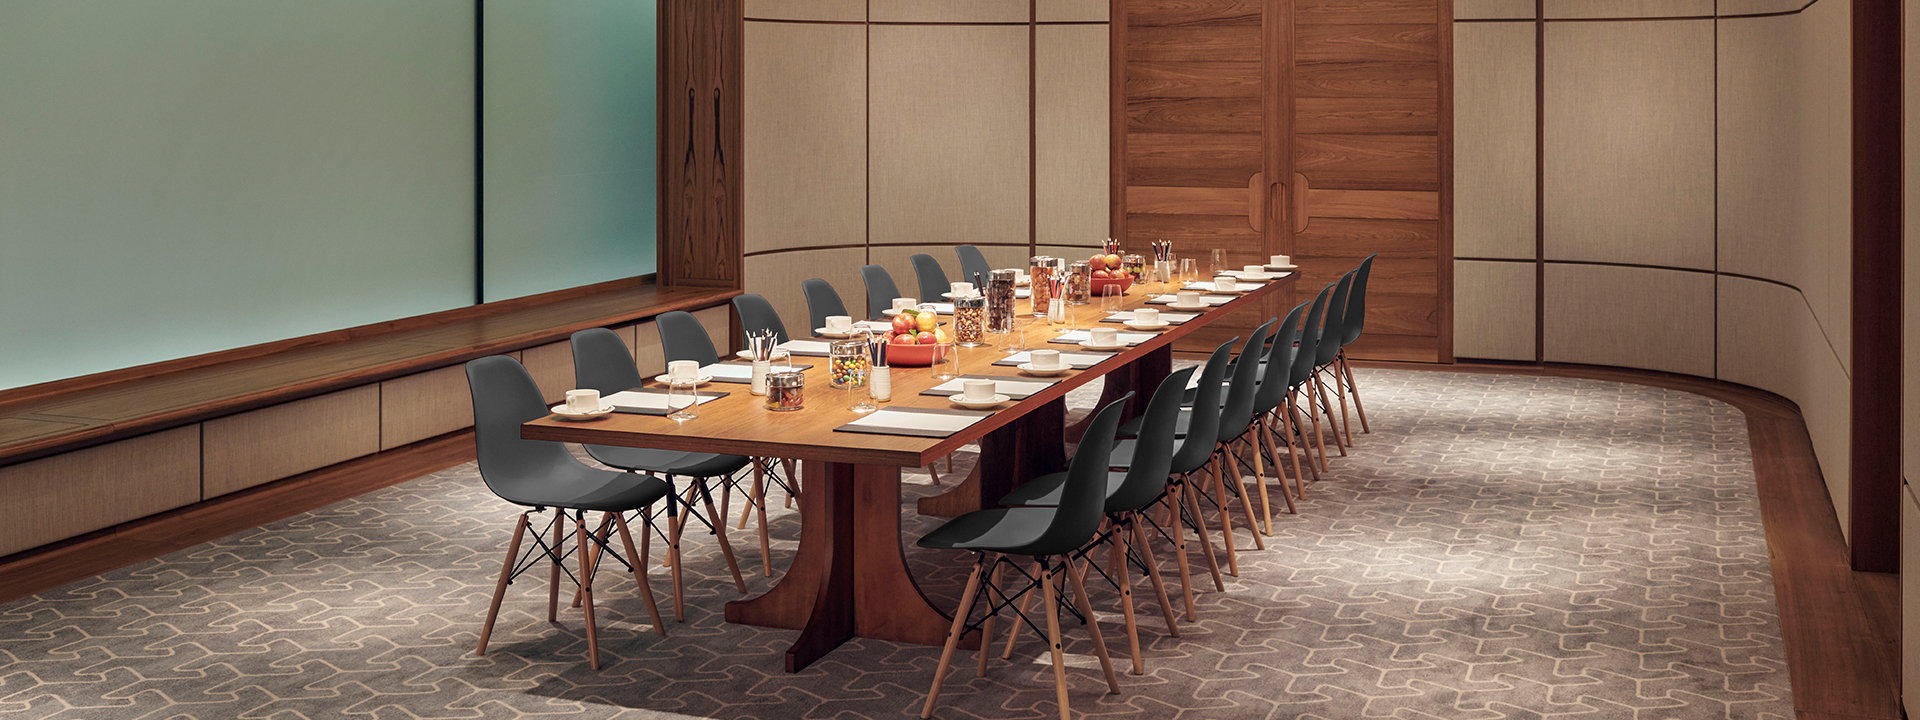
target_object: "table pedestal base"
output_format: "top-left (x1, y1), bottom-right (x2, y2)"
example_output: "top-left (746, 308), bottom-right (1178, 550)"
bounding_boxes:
top-left (917, 398), bottom-right (1067, 518)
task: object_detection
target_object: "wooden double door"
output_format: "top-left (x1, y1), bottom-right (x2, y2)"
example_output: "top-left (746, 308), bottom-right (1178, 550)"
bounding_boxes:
top-left (1114, 0), bottom-right (1450, 362)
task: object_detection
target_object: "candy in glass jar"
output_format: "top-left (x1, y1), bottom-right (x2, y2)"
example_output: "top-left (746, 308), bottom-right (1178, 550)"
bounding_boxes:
top-left (1029, 256), bottom-right (1055, 317)
top-left (765, 370), bottom-right (805, 411)
top-left (1123, 253), bottom-right (1146, 282)
top-left (1066, 261), bottom-right (1092, 305)
top-left (954, 292), bottom-right (987, 346)
top-left (986, 269), bottom-right (1017, 333)
top-left (828, 339), bottom-right (870, 389)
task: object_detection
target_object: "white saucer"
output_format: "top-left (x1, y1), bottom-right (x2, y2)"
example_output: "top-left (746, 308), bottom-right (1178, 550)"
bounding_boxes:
top-left (815, 327), bottom-right (859, 337)
top-left (737, 350), bottom-right (802, 359)
top-left (1265, 264), bottom-right (1298, 271)
top-left (1167, 302), bottom-right (1211, 311)
top-left (1123, 320), bottom-right (1170, 330)
top-left (950, 393), bottom-right (1011, 409)
top-left (939, 292), bottom-right (980, 300)
top-left (1078, 339), bottom-right (1127, 351)
top-left (550, 403), bottom-right (614, 420)
top-left (653, 374), bottom-right (713, 386)
top-left (1017, 362), bottom-right (1073, 376)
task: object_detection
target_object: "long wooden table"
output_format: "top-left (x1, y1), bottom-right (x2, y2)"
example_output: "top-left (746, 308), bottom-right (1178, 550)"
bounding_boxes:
top-left (523, 275), bottom-right (1293, 671)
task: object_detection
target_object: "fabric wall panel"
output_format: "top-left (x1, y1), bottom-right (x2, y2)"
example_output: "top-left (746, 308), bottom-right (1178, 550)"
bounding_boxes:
top-left (1037, 0), bottom-right (1108, 22)
top-left (1453, 261), bottom-right (1535, 361)
top-left (870, 0), bottom-right (1028, 23)
top-left (202, 386), bottom-right (380, 497)
top-left (1036, 24), bottom-right (1111, 247)
top-left (1454, 22), bottom-right (1536, 259)
top-left (744, 247), bottom-right (868, 338)
top-left (1543, 20), bottom-right (1714, 269)
top-left (1543, 264), bottom-right (1713, 376)
top-left (744, 0), bottom-right (865, 21)
top-left (0, 425), bottom-right (199, 557)
top-left (869, 25), bottom-right (1030, 248)
top-left (1455, 0), bottom-right (1535, 19)
top-left (744, 21), bottom-right (867, 255)
top-left (1542, 0), bottom-right (1714, 18)
top-left (379, 364), bottom-right (472, 450)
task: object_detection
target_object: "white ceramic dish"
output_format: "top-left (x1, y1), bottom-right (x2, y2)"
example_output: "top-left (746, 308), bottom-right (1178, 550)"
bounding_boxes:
top-left (550, 403), bottom-right (614, 420)
top-left (1016, 362), bottom-right (1073, 376)
top-left (814, 327), bottom-right (861, 338)
top-left (949, 393), bottom-right (1011, 409)
top-left (1167, 302), bottom-right (1211, 311)
top-left (1123, 319), bottom-right (1170, 330)
top-left (652, 374), bottom-right (713, 386)
top-left (1078, 339), bottom-right (1127, 351)
top-left (1264, 264), bottom-right (1298, 271)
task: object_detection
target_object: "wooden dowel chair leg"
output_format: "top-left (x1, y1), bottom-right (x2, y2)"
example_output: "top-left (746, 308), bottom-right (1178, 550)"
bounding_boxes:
top-left (576, 510), bottom-right (601, 670)
top-left (979, 556), bottom-right (1005, 677)
top-left (614, 513), bottom-right (667, 637)
top-left (1064, 556), bottom-right (1122, 694)
top-left (1111, 519), bottom-right (1143, 675)
top-left (548, 511), bottom-right (565, 623)
top-left (697, 479), bottom-right (749, 594)
top-left (476, 512), bottom-right (529, 656)
top-left (1131, 516), bottom-right (1180, 637)
top-left (1042, 565), bottom-right (1072, 720)
top-left (1165, 492), bottom-right (1198, 621)
top-left (921, 555), bottom-right (987, 719)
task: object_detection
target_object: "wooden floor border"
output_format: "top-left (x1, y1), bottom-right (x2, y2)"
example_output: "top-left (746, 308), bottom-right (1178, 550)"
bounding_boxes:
top-left (0, 360), bottom-right (1900, 719)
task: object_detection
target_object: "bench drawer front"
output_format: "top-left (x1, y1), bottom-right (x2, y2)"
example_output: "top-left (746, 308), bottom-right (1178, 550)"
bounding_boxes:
top-left (380, 365), bottom-right (473, 451)
top-left (0, 426), bottom-right (200, 558)
top-left (203, 386), bottom-right (379, 498)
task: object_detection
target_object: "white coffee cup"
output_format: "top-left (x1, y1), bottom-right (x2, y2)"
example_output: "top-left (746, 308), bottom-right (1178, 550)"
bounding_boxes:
top-left (668, 360), bottom-right (699, 381)
top-left (565, 389), bottom-right (601, 413)
top-left (825, 315), bottom-right (853, 332)
top-left (1176, 291), bottom-right (1202, 306)
top-left (1243, 265), bottom-right (1264, 274)
top-left (1030, 349), bottom-right (1063, 369)
top-left (950, 282), bottom-right (974, 296)
top-left (1213, 276), bottom-right (1237, 292)
top-left (1090, 327), bottom-right (1120, 347)
top-left (893, 297), bottom-right (918, 312)
top-left (1134, 308), bottom-right (1161, 326)
top-left (963, 379), bottom-right (998, 401)
top-left (1271, 254), bottom-right (1291, 267)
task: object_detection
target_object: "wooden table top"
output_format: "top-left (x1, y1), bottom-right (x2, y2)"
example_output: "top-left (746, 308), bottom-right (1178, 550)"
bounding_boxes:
top-left (523, 276), bottom-right (1294, 467)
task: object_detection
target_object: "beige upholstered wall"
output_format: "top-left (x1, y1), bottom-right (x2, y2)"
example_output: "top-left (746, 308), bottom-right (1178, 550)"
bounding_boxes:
top-left (1452, 0), bottom-right (1854, 528)
top-left (740, 2), bottom-right (1110, 331)
top-left (1902, 0), bottom-right (1920, 711)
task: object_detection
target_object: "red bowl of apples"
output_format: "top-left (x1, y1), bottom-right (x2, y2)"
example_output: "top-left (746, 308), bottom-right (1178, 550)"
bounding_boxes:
top-left (880, 309), bottom-right (951, 366)
top-left (1088, 252), bottom-right (1134, 295)
top-left (883, 339), bottom-right (949, 367)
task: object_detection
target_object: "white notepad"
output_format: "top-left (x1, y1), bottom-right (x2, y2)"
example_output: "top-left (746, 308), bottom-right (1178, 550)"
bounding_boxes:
top-left (996, 350), bottom-right (1109, 369)
top-left (1104, 310), bottom-right (1199, 324)
top-left (1050, 329), bottom-right (1157, 346)
top-left (840, 407), bottom-right (988, 437)
top-left (777, 340), bottom-right (833, 356)
top-left (1182, 281), bottom-right (1264, 293)
top-left (704, 362), bottom-right (805, 382)
top-left (604, 390), bottom-right (723, 411)
top-left (926, 376), bottom-right (1057, 399)
top-left (1222, 270), bottom-right (1290, 281)
top-left (1148, 294), bottom-right (1233, 306)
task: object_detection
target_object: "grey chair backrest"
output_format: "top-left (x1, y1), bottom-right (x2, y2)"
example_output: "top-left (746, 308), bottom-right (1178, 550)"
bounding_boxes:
top-left (1023, 393), bottom-right (1133, 557)
top-left (1216, 318), bottom-right (1277, 443)
top-left (860, 264), bottom-right (903, 320)
top-left (1252, 302), bottom-right (1307, 414)
top-left (1108, 367), bottom-right (1196, 513)
top-left (955, 245), bottom-right (994, 289)
top-left (1314, 270), bottom-right (1355, 368)
top-left (1171, 338), bottom-right (1237, 474)
top-left (732, 293), bottom-right (790, 345)
top-left (466, 355), bottom-right (591, 505)
top-left (656, 310), bottom-right (719, 366)
top-left (1289, 284), bottom-right (1334, 389)
top-left (1341, 253), bottom-right (1376, 348)
top-left (571, 328), bottom-right (643, 395)
top-left (802, 278), bottom-right (849, 331)
top-left (910, 254), bottom-right (951, 302)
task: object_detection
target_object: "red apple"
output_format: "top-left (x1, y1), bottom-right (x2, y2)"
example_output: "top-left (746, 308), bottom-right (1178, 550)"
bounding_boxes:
top-left (1104, 253), bottom-right (1122, 269)
top-left (1093, 269), bottom-right (1111, 279)
top-left (891, 314), bottom-right (914, 333)
top-left (889, 331), bottom-right (916, 345)
top-left (916, 331), bottom-right (937, 345)
top-left (1088, 253), bottom-right (1106, 271)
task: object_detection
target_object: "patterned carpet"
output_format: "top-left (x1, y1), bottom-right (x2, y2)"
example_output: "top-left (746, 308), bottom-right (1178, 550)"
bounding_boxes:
top-left (0, 369), bottom-right (1791, 719)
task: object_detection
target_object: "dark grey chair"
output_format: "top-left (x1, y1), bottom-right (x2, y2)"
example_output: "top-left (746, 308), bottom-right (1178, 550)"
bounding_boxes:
top-left (802, 278), bottom-right (850, 333)
top-left (917, 395), bottom-right (1132, 720)
top-left (1000, 369), bottom-right (1193, 674)
top-left (656, 310), bottom-right (720, 365)
top-left (1231, 303), bottom-right (1307, 532)
top-left (1335, 254), bottom-right (1377, 436)
top-left (732, 293), bottom-right (789, 345)
top-left (860, 264), bottom-right (904, 320)
top-left (955, 244), bottom-right (994, 289)
top-left (1308, 271), bottom-right (1356, 455)
top-left (466, 354), bottom-right (670, 669)
top-left (570, 327), bottom-right (752, 612)
top-left (1287, 284), bottom-right (1337, 476)
top-left (910, 253), bottom-right (952, 301)
top-left (1197, 318), bottom-right (1275, 576)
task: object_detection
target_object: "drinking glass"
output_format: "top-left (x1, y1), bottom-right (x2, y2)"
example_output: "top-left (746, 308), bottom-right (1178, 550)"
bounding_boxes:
top-left (1048, 297), bottom-right (1073, 336)
top-left (847, 378), bottom-right (876, 413)
top-left (1180, 258), bottom-right (1199, 285)
top-left (934, 342), bottom-right (959, 381)
top-left (1100, 282), bottom-right (1123, 316)
top-left (667, 378), bottom-right (699, 420)
top-left (1210, 248), bottom-right (1225, 275)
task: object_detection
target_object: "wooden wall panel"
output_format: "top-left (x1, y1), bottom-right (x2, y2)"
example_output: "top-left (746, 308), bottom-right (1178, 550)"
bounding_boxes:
top-left (1453, 260), bottom-right (1535, 360)
top-left (743, 22), bottom-right (866, 255)
top-left (1294, 97), bottom-right (1438, 135)
top-left (869, 25), bottom-right (1030, 248)
top-left (1037, 24), bottom-right (1112, 247)
top-left (1543, 19), bottom-right (1714, 270)
top-left (379, 365), bottom-right (472, 450)
top-left (1126, 62), bottom-right (1263, 97)
top-left (1296, 134), bottom-right (1439, 190)
top-left (202, 386), bottom-right (379, 498)
top-left (661, 0), bottom-right (744, 288)
top-left (0, 425), bottom-right (199, 558)
top-left (1295, 218), bottom-right (1438, 258)
top-left (1454, 21), bottom-right (1535, 259)
top-left (1543, 264), bottom-right (1713, 377)
top-left (1296, 0), bottom-right (1435, 24)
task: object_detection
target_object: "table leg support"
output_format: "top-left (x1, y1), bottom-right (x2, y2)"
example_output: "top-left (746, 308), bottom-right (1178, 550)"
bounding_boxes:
top-left (918, 398), bottom-right (1067, 517)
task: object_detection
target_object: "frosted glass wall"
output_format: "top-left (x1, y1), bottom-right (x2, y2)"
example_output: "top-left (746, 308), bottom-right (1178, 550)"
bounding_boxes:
top-left (482, 0), bottom-right (659, 302)
top-left (0, 1), bottom-right (477, 390)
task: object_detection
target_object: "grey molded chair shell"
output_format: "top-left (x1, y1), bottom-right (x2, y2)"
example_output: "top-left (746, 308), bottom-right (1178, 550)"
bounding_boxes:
top-left (999, 368), bottom-right (1195, 511)
top-left (910, 253), bottom-right (951, 302)
top-left (656, 310), bottom-right (720, 366)
top-left (916, 393), bottom-right (1132, 558)
top-left (1340, 253), bottom-right (1377, 349)
top-left (1253, 302), bottom-right (1309, 416)
top-left (860, 264), bottom-right (904, 320)
top-left (1314, 271), bottom-right (1355, 368)
top-left (1289, 285), bottom-right (1334, 390)
top-left (1214, 319), bottom-right (1277, 444)
top-left (467, 355), bottom-right (672, 512)
top-left (955, 245), bottom-right (994, 290)
top-left (570, 328), bottom-right (748, 477)
top-left (802, 278), bottom-right (850, 331)
top-left (732, 293), bottom-right (790, 345)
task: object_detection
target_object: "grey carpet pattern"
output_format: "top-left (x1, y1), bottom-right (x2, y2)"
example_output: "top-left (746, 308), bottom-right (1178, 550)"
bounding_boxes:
top-left (0, 370), bottom-right (1791, 719)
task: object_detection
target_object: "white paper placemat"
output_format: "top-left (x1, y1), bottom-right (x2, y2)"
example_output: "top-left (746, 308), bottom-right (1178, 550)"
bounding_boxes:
top-left (921, 375), bottom-right (1059, 399)
top-left (1147, 294), bottom-right (1233, 306)
top-left (1048, 329), bottom-right (1157, 347)
top-left (604, 389), bottom-right (726, 414)
top-left (704, 361), bottom-right (810, 383)
top-left (1222, 270), bottom-right (1290, 281)
top-left (778, 340), bottom-right (833, 356)
top-left (1182, 281), bottom-right (1264, 293)
top-left (1102, 310), bottom-right (1199, 325)
top-left (993, 350), bottom-right (1109, 369)
top-left (835, 406), bottom-right (992, 438)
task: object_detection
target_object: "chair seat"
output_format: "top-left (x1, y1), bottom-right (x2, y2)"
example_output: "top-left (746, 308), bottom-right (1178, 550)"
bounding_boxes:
top-left (997, 470), bottom-right (1128, 508)
top-left (916, 507), bottom-right (1062, 554)
top-left (1118, 405), bottom-right (1205, 438)
top-left (495, 465), bottom-right (674, 513)
top-left (585, 445), bottom-right (751, 477)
